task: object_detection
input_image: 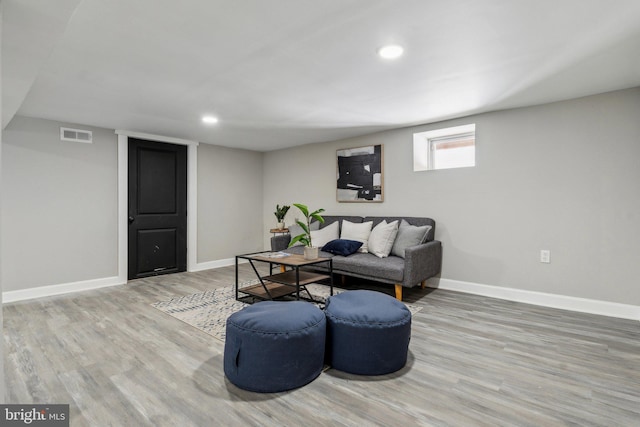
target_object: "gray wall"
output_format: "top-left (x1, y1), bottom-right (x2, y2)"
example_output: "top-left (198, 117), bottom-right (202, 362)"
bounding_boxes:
top-left (263, 88), bottom-right (640, 306)
top-left (2, 116), bottom-right (266, 293)
top-left (197, 143), bottom-right (263, 261)
top-left (2, 116), bottom-right (119, 291)
top-left (4, 88), bottom-right (639, 309)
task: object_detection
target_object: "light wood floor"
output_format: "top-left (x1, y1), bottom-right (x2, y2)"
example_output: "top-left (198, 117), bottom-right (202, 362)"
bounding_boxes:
top-left (4, 265), bottom-right (639, 426)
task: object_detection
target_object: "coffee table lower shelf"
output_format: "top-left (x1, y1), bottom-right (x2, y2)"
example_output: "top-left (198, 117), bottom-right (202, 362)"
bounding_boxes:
top-left (263, 270), bottom-right (330, 286)
top-left (239, 281), bottom-right (296, 300)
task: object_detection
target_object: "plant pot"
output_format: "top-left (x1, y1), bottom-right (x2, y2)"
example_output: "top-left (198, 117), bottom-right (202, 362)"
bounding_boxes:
top-left (276, 222), bottom-right (285, 230)
top-left (304, 246), bottom-right (318, 260)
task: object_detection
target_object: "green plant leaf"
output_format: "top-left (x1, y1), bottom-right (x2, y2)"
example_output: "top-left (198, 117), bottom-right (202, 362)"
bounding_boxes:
top-left (274, 204), bottom-right (290, 221)
top-left (290, 203), bottom-right (323, 246)
top-left (295, 219), bottom-right (309, 235)
top-left (310, 209), bottom-right (325, 223)
top-left (288, 234), bottom-right (306, 247)
top-left (293, 203), bottom-right (309, 218)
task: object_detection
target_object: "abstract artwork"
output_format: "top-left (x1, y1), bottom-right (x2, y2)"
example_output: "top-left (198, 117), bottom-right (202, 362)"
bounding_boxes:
top-left (336, 144), bottom-right (383, 202)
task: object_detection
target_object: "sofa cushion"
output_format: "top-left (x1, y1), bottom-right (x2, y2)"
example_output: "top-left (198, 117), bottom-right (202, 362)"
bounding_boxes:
top-left (332, 253), bottom-right (404, 283)
top-left (320, 216), bottom-right (363, 234)
top-left (341, 220), bottom-right (373, 253)
top-left (391, 220), bottom-right (432, 258)
top-left (321, 239), bottom-right (363, 256)
top-left (367, 220), bottom-right (399, 258)
top-left (310, 221), bottom-right (339, 247)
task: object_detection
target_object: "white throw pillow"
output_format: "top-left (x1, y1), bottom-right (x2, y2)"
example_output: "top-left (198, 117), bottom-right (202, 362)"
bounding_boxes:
top-left (367, 220), bottom-right (399, 258)
top-left (310, 221), bottom-right (339, 248)
top-left (340, 220), bottom-right (373, 253)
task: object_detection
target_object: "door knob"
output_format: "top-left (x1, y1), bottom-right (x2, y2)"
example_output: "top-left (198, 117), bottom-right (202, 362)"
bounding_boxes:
top-left (128, 216), bottom-right (135, 224)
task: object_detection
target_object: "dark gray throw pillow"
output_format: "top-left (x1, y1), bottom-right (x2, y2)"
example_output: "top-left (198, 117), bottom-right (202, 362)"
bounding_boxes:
top-left (321, 239), bottom-right (363, 256)
top-left (390, 220), bottom-right (432, 258)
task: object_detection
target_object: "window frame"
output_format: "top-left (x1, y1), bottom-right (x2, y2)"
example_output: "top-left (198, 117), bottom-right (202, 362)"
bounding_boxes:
top-left (413, 124), bottom-right (476, 172)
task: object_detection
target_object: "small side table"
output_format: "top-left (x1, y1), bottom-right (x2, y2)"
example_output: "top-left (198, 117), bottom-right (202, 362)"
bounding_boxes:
top-left (269, 228), bottom-right (289, 236)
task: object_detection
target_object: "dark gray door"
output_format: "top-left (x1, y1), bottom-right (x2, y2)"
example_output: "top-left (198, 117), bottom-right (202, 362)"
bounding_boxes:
top-left (128, 138), bottom-right (187, 280)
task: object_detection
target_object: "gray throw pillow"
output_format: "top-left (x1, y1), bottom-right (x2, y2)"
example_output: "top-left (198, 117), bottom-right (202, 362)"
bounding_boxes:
top-left (288, 221), bottom-right (320, 246)
top-left (390, 220), bottom-right (432, 258)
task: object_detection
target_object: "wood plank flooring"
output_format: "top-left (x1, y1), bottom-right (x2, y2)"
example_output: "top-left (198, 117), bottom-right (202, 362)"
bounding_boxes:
top-left (4, 265), bottom-right (639, 426)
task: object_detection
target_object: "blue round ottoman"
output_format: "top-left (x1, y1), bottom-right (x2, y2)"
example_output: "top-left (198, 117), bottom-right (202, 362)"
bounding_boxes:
top-left (325, 290), bottom-right (411, 375)
top-left (224, 301), bottom-right (326, 393)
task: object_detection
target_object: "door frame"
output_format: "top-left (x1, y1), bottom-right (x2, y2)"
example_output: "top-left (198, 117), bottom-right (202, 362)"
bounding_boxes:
top-left (116, 130), bottom-right (198, 283)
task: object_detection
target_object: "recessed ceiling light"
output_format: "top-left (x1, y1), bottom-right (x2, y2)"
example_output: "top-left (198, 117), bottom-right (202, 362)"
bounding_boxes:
top-left (377, 45), bottom-right (404, 60)
top-left (202, 115), bottom-right (219, 124)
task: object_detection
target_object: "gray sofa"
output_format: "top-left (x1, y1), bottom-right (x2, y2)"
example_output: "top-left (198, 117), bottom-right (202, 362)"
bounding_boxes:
top-left (271, 216), bottom-right (442, 301)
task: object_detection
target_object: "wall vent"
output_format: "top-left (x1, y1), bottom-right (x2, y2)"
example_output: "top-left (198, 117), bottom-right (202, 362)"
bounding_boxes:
top-left (60, 127), bottom-right (93, 143)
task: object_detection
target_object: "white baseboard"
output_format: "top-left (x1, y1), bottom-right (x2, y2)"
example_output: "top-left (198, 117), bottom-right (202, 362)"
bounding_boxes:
top-left (3, 258), bottom-right (248, 304)
top-left (6, 269), bottom-right (636, 322)
top-left (3, 276), bottom-right (124, 304)
top-left (190, 257), bottom-right (247, 272)
top-left (427, 278), bottom-right (639, 321)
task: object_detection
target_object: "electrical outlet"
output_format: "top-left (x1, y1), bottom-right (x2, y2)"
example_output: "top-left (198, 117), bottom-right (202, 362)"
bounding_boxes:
top-left (540, 250), bottom-right (550, 263)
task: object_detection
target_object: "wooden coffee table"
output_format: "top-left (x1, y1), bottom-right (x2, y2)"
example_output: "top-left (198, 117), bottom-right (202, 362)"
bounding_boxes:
top-left (235, 251), bottom-right (333, 303)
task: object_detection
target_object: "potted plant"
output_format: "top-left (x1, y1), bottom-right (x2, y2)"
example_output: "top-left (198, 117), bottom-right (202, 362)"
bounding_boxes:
top-left (273, 204), bottom-right (290, 230)
top-left (288, 203), bottom-right (325, 259)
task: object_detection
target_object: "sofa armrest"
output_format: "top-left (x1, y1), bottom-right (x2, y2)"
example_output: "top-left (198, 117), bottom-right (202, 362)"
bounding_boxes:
top-left (402, 240), bottom-right (442, 287)
top-left (271, 234), bottom-right (292, 251)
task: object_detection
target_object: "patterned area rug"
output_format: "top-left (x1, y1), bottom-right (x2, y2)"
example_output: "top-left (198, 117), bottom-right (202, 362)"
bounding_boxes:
top-left (152, 280), bottom-right (422, 341)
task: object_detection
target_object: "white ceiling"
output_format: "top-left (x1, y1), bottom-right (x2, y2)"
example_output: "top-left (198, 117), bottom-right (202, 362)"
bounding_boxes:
top-left (4, 0), bottom-right (640, 151)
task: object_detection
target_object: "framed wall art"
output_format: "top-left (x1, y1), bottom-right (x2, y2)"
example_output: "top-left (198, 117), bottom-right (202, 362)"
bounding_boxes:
top-left (336, 144), bottom-right (383, 202)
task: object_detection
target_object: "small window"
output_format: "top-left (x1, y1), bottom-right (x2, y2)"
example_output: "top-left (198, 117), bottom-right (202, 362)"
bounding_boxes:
top-left (413, 124), bottom-right (475, 171)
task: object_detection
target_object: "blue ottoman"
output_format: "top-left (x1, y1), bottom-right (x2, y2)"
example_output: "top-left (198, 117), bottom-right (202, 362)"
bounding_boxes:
top-left (224, 301), bottom-right (326, 393)
top-left (325, 290), bottom-right (411, 375)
